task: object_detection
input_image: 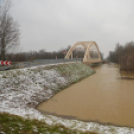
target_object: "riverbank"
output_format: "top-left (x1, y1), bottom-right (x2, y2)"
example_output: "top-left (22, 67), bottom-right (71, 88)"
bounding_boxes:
top-left (0, 113), bottom-right (97, 134)
top-left (0, 62), bottom-right (97, 134)
top-left (37, 63), bottom-right (134, 133)
top-left (1, 63), bottom-right (134, 134)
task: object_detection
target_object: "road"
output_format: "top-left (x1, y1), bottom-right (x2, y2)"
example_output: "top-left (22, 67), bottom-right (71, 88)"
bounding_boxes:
top-left (0, 58), bottom-right (82, 71)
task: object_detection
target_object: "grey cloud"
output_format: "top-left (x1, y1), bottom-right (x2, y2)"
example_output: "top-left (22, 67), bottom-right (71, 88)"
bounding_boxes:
top-left (10, 0), bottom-right (134, 57)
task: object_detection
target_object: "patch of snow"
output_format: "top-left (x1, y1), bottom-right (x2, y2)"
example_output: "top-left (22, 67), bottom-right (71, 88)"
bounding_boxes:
top-left (0, 63), bottom-right (133, 134)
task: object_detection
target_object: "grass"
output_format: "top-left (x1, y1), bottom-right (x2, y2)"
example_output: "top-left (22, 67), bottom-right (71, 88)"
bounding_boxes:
top-left (0, 62), bottom-right (97, 134)
top-left (0, 113), bottom-right (97, 134)
top-left (54, 63), bottom-right (96, 83)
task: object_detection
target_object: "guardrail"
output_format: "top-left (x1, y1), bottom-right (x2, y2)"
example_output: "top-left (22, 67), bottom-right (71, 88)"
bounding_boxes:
top-left (0, 58), bottom-right (83, 71)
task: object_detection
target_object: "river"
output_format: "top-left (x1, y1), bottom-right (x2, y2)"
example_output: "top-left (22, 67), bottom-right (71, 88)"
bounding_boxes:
top-left (37, 63), bottom-right (134, 127)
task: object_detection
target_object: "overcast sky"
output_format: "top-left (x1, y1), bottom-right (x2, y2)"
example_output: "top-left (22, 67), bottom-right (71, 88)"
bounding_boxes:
top-left (7, 0), bottom-right (134, 57)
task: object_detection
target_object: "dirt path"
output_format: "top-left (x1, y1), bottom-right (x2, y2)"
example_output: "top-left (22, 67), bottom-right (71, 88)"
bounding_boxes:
top-left (37, 64), bottom-right (134, 127)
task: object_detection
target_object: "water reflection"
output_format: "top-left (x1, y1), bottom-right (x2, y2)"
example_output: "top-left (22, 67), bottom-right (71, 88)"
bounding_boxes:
top-left (120, 70), bottom-right (134, 79)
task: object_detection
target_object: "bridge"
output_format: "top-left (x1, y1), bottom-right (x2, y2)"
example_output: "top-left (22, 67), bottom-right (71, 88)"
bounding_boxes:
top-left (65, 41), bottom-right (102, 63)
top-left (0, 41), bottom-right (102, 71)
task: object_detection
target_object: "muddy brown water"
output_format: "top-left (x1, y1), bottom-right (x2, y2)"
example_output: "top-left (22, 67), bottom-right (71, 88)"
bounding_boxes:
top-left (37, 64), bottom-right (134, 127)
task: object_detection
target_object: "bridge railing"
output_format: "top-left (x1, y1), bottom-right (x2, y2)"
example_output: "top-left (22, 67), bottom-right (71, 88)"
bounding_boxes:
top-left (0, 58), bottom-right (83, 71)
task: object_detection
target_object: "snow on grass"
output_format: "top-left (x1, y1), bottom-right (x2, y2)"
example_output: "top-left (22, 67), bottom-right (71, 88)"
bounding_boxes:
top-left (0, 62), bottom-right (133, 134)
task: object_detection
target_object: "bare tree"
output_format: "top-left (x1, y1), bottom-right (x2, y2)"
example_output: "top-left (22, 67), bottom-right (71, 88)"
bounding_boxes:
top-left (107, 42), bottom-right (134, 71)
top-left (0, 0), bottom-right (20, 60)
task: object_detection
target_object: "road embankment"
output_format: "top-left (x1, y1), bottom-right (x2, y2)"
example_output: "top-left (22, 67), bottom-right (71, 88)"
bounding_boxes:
top-left (0, 62), bottom-right (97, 134)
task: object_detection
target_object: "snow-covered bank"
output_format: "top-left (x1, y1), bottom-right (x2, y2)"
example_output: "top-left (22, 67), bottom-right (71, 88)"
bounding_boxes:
top-left (0, 62), bottom-right (134, 134)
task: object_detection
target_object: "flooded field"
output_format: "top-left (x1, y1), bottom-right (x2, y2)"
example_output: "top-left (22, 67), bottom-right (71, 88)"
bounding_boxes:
top-left (37, 64), bottom-right (134, 127)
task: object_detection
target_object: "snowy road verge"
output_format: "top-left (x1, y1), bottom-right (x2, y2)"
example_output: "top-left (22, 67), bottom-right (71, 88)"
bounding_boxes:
top-left (0, 62), bottom-right (134, 134)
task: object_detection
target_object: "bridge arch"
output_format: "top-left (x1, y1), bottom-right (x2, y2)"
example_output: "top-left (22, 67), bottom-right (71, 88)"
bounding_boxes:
top-left (65, 41), bottom-right (102, 63)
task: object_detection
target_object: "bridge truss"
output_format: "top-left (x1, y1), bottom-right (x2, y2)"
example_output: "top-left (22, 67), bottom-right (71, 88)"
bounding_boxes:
top-left (65, 41), bottom-right (102, 63)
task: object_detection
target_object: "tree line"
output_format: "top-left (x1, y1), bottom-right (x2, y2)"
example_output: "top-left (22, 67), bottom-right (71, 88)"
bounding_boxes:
top-left (6, 48), bottom-right (103, 62)
top-left (107, 42), bottom-right (134, 71)
top-left (6, 48), bottom-right (69, 62)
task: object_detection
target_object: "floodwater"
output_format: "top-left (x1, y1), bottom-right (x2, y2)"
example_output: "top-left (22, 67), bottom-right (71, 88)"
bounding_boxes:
top-left (37, 64), bottom-right (134, 127)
